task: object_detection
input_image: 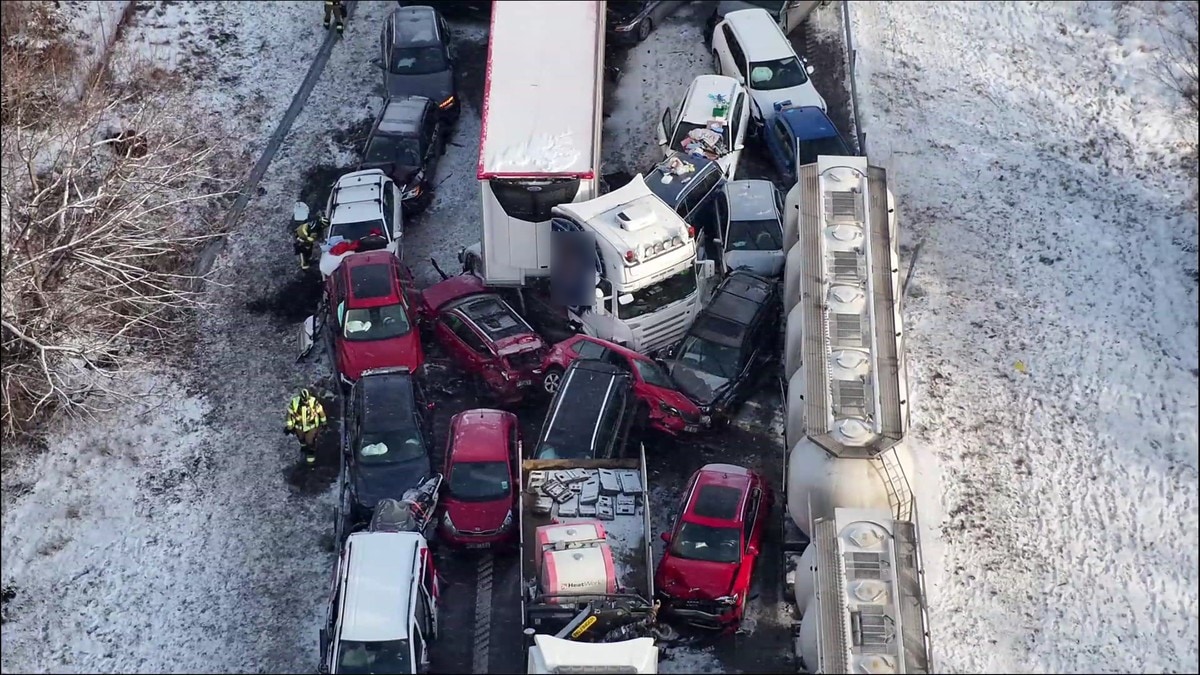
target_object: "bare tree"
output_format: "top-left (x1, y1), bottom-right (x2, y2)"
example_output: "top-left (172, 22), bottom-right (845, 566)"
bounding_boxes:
top-left (1154, 1), bottom-right (1199, 125)
top-left (1, 77), bottom-right (236, 438)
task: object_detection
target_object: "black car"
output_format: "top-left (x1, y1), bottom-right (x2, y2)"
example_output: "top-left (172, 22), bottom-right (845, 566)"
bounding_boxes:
top-left (607, 1), bottom-right (689, 45)
top-left (643, 151), bottom-right (727, 242)
top-left (339, 367), bottom-right (435, 539)
top-left (661, 270), bottom-right (780, 426)
top-left (398, 0), bottom-right (491, 19)
top-left (377, 5), bottom-right (461, 126)
top-left (531, 359), bottom-right (639, 461)
top-left (360, 96), bottom-right (444, 215)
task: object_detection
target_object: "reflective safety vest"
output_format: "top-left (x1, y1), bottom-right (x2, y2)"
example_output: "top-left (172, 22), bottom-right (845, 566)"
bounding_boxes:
top-left (286, 397), bottom-right (327, 433)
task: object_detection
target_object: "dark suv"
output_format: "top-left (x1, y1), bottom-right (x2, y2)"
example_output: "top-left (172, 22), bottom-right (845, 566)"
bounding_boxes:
top-left (662, 270), bottom-right (781, 427)
top-left (360, 95), bottom-right (445, 215)
top-left (338, 366), bottom-right (435, 542)
top-left (531, 359), bottom-right (638, 461)
top-left (378, 5), bottom-right (460, 125)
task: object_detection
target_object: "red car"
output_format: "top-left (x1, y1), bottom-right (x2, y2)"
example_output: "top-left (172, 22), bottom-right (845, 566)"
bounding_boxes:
top-left (439, 408), bottom-right (521, 548)
top-left (421, 275), bottom-right (547, 404)
top-left (541, 335), bottom-right (706, 435)
top-left (324, 251), bottom-right (424, 389)
top-left (655, 463), bottom-right (773, 632)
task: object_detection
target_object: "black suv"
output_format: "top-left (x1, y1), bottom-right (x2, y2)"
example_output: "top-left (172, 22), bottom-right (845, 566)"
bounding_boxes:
top-left (531, 360), bottom-right (638, 461)
top-left (377, 5), bottom-right (460, 126)
top-left (361, 96), bottom-right (444, 215)
top-left (662, 270), bottom-right (781, 427)
top-left (338, 367), bottom-right (435, 541)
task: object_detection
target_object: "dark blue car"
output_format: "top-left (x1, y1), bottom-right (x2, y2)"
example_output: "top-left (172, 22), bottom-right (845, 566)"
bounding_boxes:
top-left (763, 105), bottom-right (853, 186)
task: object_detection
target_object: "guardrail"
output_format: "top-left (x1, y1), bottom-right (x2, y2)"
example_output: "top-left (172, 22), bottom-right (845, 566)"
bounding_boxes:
top-left (841, 0), bottom-right (868, 157)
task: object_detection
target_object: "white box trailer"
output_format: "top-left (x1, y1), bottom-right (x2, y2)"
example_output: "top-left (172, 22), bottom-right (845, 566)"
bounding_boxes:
top-left (476, 0), bottom-right (607, 285)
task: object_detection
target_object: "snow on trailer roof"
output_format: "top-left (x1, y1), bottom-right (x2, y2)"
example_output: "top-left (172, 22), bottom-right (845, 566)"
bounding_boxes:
top-left (478, 1), bottom-right (604, 179)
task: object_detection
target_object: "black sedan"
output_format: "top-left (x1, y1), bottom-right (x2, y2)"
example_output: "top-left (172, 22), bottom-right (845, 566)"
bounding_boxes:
top-left (660, 270), bottom-right (781, 427)
top-left (607, 1), bottom-right (689, 45)
top-left (377, 5), bottom-right (461, 126)
top-left (338, 367), bottom-right (435, 541)
top-left (360, 95), bottom-right (444, 215)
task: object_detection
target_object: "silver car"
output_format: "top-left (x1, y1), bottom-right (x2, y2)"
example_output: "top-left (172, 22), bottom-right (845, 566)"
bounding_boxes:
top-left (714, 179), bottom-right (785, 278)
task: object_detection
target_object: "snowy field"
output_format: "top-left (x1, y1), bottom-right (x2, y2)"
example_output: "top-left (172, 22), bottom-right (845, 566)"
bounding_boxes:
top-left (848, 2), bottom-right (1199, 673)
top-left (1, 1), bottom-right (1197, 674)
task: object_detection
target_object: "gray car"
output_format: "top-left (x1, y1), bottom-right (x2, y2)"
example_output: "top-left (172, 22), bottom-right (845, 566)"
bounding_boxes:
top-left (714, 179), bottom-right (786, 278)
top-left (376, 6), bottom-right (460, 126)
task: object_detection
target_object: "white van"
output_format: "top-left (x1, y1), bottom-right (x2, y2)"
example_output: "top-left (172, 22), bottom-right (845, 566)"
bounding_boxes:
top-left (710, 8), bottom-right (826, 129)
top-left (318, 532), bottom-right (440, 674)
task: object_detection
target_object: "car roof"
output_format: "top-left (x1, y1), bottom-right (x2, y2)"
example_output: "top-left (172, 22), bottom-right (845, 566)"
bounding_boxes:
top-left (538, 360), bottom-right (629, 458)
top-left (377, 96), bottom-right (431, 137)
top-left (779, 106), bottom-right (840, 141)
top-left (724, 8), bottom-right (792, 60)
top-left (344, 255), bottom-right (402, 307)
top-left (684, 464), bottom-right (752, 525)
top-left (340, 532), bottom-right (422, 641)
top-left (690, 271), bottom-right (775, 347)
top-left (450, 294), bottom-right (533, 343)
top-left (359, 371), bottom-right (418, 433)
top-left (643, 152), bottom-right (721, 209)
top-left (680, 74), bottom-right (743, 124)
top-left (389, 6), bottom-right (440, 47)
top-left (449, 409), bottom-right (513, 463)
top-left (725, 179), bottom-right (778, 221)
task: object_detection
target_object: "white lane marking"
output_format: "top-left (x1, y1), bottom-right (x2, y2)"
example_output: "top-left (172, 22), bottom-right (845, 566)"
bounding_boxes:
top-left (472, 554), bottom-right (494, 674)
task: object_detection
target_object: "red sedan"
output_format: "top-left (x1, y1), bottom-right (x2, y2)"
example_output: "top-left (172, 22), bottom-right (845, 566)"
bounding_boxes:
top-left (421, 275), bottom-right (547, 405)
top-left (325, 251), bottom-right (424, 389)
top-left (439, 409), bottom-right (520, 548)
top-left (655, 463), bottom-right (773, 632)
top-left (541, 335), bottom-right (706, 435)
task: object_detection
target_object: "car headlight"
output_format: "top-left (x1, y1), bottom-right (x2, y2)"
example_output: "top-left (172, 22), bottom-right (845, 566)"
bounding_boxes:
top-left (442, 511), bottom-right (457, 534)
top-left (715, 594), bottom-right (739, 606)
top-left (501, 509), bottom-right (513, 530)
top-left (658, 400), bottom-right (682, 417)
top-left (402, 172), bottom-right (425, 200)
top-left (439, 95), bottom-right (456, 109)
top-left (615, 21), bottom-right (636, 31)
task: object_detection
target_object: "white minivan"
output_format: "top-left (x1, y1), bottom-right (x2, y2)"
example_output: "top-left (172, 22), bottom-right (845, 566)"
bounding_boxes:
top-left (319, 531), bottom-right (440, 674)
top-left (656, 74), bottom-right (752, 179)
top-left (710, 8), bottom-right (826, 129)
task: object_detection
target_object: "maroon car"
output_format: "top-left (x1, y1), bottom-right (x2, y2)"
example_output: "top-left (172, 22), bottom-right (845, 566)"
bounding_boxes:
top-left (421, 275), bottom-right (547, 404)
top-left (439, 408), bottom-right (520, 549)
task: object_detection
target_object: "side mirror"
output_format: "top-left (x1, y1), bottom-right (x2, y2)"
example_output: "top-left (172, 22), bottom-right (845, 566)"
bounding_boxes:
top-left (712, 238), bottom-right (723, 248)
top-left (734, 142), bottom-right (745, 152)
top-left (747, 543), bottom-right (760, 556)
top-left (293, 201), bottom-right (310, 223)
top-left (696, 259), bottom-right (716, 280)
top-left (298, 316), bottom-right (317, 361)
top-left (617, 293), bottom-right (634, 307)
top-left (660, 531), bottom-right (671, 544)
top-left (806, 64), bottom-right (815, 75)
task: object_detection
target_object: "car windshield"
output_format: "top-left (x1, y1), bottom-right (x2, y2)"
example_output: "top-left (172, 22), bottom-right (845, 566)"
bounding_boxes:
top-left (358, 429), bottom-right (426, 465)
top-left (796, 135), bottom-right (851, 167)
top-left (389, 45), bottom-right (446, 75)
top-left (676, 335), bottom-right (739, 380)
top-left (365, 135), bottom-right (422, 168)
top-left (748, 56), bottom-right (810, 91)
top-left (670, 521), bottom-right (742, 564)
top-left (448, 461), bottom-right (511, 501)
top-left (728, 218), bottom-right (783, 251)
top-left (329, 219), bottom-right (387, 243)
top-left (343, 304), bottom-right (412, 342)
top-left (619, 267), bottom-right (697, 320)
top-left (632, 357), bottom-right (677, 390)
top-left (336, 639), bottom-right (413, 674)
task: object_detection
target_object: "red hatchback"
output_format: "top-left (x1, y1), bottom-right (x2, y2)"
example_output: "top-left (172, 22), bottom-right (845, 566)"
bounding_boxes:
top-left (655, 463), bottom-right (773, 632)
top-left (541, 335), bottom-right (706, 435)
top-left (421, 275), bottom-right (547, 405)
top-left (325, 251), bottom-right (424, 389)
top-left (439, 409), bottom-right (521, 548)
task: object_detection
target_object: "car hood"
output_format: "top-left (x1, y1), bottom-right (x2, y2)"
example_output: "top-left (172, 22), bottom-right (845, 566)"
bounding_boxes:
top-left (358, 161), bottom-right (421, 187)
top-left (353, 457), bottom-right (432, 510)
top-left (607, 2), bottom-right (644, 24)
top-left (752, 84), bottom-right (826, 122)
top-left (725, 250), bottom-right (784, 279)
top-left (339, 330), bottom-right (425, 381)
top-left (385, 70), bottom-right (454, 106)
top-left (645, 384), bottom-right (703, 419)
top-left (444, 497), bottom-right (511, 533)
top-left (657, 555), bottom-right (739, 600)
top-left (666, 362), bottom-right (730, 406)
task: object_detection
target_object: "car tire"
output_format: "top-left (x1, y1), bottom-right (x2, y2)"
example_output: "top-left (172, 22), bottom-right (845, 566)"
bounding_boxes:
top-left (712, 51), bottom-right (722, 75)
top-left (636, 18), bottom-right (652, 42)
top-left (541, 366), bottom-right (564, 396)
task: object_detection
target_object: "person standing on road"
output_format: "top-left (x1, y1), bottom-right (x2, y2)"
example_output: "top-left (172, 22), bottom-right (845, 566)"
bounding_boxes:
top-left (323, 0), bottom-right (347, 34)
top-left (293, 209), bottom-right (327, 271)
top-left (285, 389), bottom-right (327, 466)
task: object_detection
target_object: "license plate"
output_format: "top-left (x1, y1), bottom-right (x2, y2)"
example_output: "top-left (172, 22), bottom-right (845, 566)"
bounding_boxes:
top-left (684, 424), bottom-right (700, 433)
top-left (466, 542), bottom-right (491, 549)
top-left (518, 379), bottom-right (532, 387)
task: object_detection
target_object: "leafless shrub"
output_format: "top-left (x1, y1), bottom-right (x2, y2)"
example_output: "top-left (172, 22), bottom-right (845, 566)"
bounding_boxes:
top-left (1153, 1), bottom-right (1199, 126)
top-left (0, 74), bottom-right (237, 439)
top-left (0, 1), bottom-right (77, 126)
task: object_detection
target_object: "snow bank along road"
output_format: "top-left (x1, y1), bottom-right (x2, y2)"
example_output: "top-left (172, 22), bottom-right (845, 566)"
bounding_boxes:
top-left (1, 0), bottom-right (1196, 674)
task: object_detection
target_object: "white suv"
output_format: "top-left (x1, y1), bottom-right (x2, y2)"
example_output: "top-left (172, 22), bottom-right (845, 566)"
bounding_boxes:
top-left (711, 8), bottom-right (826, 129)
top-left (655, 74), bottom-right (751, 179)
top-left (319, 169), bottom-right (406, 276)
top-left (318, 531), bottom-right (440, 674)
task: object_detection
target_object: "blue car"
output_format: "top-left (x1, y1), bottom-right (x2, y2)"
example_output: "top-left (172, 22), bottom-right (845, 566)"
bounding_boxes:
top-left (763, 105), bottom-right (853, 186)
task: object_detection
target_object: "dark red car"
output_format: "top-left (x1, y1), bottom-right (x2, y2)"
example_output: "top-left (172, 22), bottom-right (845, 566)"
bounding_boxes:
top-left (439, 408), bottom-right (520, 548)
top-left (655, 463), bottom-right (773, 632)
top-left (421, 275), bottom-right (547, 404)
top-left (324, 251), bottom-right (424, 389)
top-left (541, 335), bottom-right (706, 435)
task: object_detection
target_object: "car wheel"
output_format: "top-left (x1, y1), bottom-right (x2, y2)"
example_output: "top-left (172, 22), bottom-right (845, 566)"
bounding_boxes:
top-left (712, 51), bottom-right (722, 75)
top-left (636, 18), bottom-right (652, 42)
top-left (541, 366), bottom-right (564, 396)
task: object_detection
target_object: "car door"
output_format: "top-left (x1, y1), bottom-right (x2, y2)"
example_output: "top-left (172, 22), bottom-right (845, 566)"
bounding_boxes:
top-left (382, 181), bottom-right (403, 244)
top-left (733, 486), bottom-right (763, 597)
top-left (719, 25), bottom-right (747, 85)
top-left (421, 106), bottom-right (440, 176)
top-left (767, 117), bottom-right (794, 182)
top-left (656, 105), bottom-right (675, 150)
top-left (378, 14), bottom-right (393, 80)
top-left (439, 312), bottom-right (491, 373)
top-left (507, 419), bottom-right (522, 493)
top-left (319, 559), bottom-right (342, 673)
top-left (728, 92), bottom-right (747, 174)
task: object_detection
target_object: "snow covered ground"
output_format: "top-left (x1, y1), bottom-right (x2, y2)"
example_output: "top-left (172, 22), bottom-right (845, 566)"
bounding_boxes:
top-left (848, 1), bottom-right (1199, 672)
